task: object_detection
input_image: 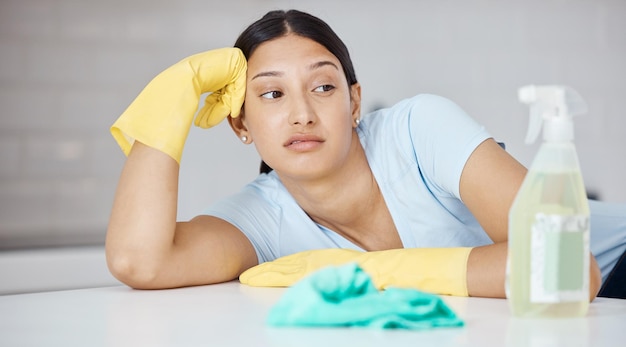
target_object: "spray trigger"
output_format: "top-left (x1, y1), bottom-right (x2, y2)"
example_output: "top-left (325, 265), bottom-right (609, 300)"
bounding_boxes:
top-left (518, 85), bottom-right (587, 144)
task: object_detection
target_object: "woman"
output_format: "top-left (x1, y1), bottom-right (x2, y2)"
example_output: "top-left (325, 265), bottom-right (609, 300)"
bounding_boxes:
top-left (107, 9), bottom-right (624, 298)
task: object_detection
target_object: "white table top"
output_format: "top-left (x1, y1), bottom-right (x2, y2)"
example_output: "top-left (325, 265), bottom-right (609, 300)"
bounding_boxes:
top-left (1, 281), bottom-right (625, 347)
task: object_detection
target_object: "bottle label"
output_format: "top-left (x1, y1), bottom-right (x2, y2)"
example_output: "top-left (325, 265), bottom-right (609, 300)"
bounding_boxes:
top-left (530, 213), bottom-right (589, 303)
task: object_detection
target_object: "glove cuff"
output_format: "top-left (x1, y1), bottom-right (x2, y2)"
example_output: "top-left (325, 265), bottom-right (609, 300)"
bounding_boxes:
top-left (110, 111), bottom-right (192, 164)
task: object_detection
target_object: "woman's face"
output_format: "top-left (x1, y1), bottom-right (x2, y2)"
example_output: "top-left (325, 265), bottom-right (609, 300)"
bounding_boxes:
top-left (240, 34), bottom-right (361, 181)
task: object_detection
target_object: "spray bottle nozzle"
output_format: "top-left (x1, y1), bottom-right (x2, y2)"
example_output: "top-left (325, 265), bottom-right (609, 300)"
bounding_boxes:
top-left (518, 85), bottom-right (587, 144)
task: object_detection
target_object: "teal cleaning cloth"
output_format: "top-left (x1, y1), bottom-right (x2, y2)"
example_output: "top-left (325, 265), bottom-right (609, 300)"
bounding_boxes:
top-left (267, 263), bottom-right (464, 329)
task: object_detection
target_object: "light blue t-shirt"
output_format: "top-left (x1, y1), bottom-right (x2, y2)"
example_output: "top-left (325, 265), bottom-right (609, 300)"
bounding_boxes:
top-left (203, 94), bottom-right (626, 282)
top-left (204, 94), bottom-right (492, 259)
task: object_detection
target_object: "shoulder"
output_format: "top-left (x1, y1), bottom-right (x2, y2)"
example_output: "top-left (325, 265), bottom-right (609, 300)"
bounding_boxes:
top-left (359, 93), bottom-right (491, 197)
top-left (358, 94), bottom-right (478, 155)
top-left (367, 94), bottom-right (464, 117)
top-left (359, 94), bottom-right (471, 135)
top-left (201, 173), bottom-right (294, 263)
top-left (204, 172), bottom-right (286, 217)
top-left (396, 94), bottom-right (477, 131)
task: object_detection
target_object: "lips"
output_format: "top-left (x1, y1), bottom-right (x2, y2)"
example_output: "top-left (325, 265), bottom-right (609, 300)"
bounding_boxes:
top-left (284, 134), bottom-right (324, 149)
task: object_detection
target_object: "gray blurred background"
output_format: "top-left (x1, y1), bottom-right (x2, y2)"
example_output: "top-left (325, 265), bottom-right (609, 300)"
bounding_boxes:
top-left (1, 0), bottom-right (624, 294)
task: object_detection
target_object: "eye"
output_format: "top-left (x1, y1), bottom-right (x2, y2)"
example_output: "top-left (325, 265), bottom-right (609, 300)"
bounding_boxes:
top-left (313, 84), bottom-right (335, 93)
top-left (260, 90), bottom-right (283, 99)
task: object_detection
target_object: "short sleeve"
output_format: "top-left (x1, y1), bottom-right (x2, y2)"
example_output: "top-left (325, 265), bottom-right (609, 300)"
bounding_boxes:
top-left (202, 175), bottom-right (283, 263)
top-left (406, 94), bottom-right (491, 199)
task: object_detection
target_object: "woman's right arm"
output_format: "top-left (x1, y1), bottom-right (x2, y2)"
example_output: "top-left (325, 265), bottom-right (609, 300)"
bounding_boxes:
top-left (106, 48), bottom-right (252, 289)
top-left (106, 141), bottom-right (258, 290)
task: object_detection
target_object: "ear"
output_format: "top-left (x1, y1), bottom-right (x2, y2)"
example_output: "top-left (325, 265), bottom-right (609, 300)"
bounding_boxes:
top-left (227, 109), bottom-right (251, 143)
top-left (350, 83), bottom-right (362, 127)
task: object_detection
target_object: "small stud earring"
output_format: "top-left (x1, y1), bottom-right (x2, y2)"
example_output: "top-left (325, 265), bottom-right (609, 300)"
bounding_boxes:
top-left (355, 118), bottom-right (361, 126)
top-left (241, 136), bottom-right (248, 143)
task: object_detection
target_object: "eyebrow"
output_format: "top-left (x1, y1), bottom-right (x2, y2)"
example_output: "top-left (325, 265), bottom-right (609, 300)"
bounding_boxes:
top-left (251, 71), bottom-right (283, 80)
top-left (251, 60), bottom-right (340, 81)
top-left (309, 60), bottom-right (339, 71)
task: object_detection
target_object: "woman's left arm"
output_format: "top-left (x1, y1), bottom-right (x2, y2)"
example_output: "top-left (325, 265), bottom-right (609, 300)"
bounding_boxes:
top-left (459, 138), bottom-right (602, 299)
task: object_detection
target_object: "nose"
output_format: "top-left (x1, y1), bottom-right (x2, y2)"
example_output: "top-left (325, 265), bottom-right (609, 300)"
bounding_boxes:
top-left (287, 94), bottom-right (317, 126)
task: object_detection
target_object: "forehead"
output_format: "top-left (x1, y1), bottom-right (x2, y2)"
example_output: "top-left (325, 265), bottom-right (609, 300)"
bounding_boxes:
top-left (247, 34), bottom-right (340, 72)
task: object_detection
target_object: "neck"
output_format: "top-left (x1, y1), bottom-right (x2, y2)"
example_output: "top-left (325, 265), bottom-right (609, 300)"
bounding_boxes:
top-left (278, 135), bottom-right (380, 239)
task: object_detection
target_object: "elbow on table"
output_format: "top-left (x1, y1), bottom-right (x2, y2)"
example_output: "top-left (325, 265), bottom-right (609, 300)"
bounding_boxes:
top-left (590, 254), bottom-right (602, 301)
top-left (106, 250), bottom-right (165, 290)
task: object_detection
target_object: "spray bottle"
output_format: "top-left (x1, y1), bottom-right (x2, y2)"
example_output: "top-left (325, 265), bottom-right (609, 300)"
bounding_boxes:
top-left (507, 85), bottom-right (590, 318)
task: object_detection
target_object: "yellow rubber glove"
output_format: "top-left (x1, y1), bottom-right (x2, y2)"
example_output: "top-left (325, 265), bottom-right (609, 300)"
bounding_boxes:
top-left (110, 47), bottom-right (247, 163)
top-left (240, 248), bottom-right (473, 297)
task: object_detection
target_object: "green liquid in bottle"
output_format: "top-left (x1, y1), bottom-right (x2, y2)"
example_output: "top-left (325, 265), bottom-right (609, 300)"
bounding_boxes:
top-left (507, 171), bottom-right (590, 318)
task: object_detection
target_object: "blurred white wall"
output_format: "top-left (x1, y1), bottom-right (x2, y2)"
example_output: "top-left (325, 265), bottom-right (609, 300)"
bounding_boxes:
top-left (1, 0), bottom-right (624, 293)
